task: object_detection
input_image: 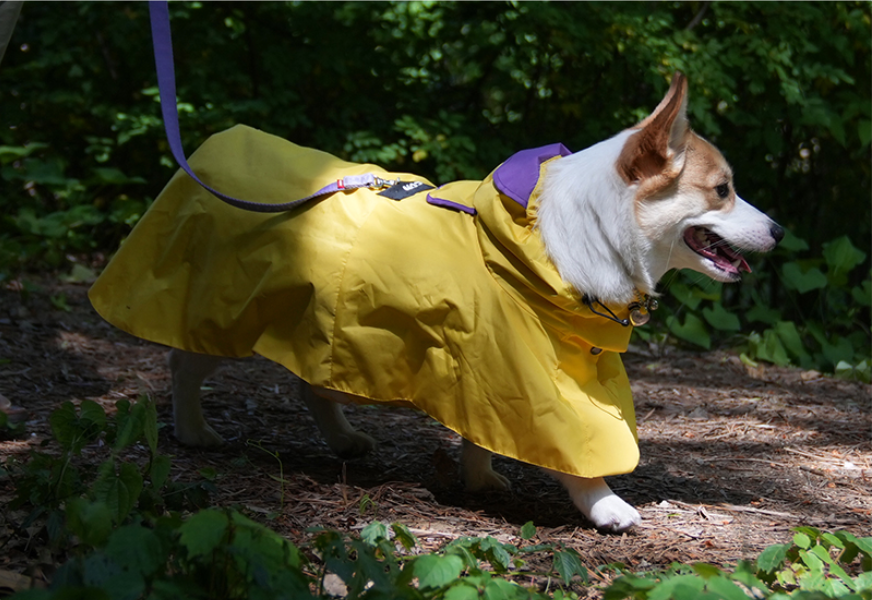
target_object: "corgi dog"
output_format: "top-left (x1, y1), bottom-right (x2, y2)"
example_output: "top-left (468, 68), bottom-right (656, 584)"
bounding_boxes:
top-left (92, 73), bottom-right (783, 532)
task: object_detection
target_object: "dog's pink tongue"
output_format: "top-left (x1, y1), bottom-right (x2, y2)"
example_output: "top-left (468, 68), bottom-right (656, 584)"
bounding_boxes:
top-left (718, 244), bottom-right (751, 274)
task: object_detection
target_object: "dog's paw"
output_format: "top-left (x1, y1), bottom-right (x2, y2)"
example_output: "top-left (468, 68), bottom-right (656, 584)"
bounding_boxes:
top-left (587, 495), bottom-right (641, 533)
top-left (175, 422), bottom-right (224, 447)
top-left (328, 431), bottom-right (377, 459)
top-left (464, 466), bottom-right (511, 492)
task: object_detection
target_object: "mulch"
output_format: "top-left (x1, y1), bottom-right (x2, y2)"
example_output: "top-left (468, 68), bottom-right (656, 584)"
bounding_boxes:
top-left (1, 276), bottom-right (869, 597)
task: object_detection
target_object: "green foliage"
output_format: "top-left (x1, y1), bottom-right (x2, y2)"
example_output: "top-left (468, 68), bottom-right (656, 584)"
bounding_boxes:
top-left (603, 526), bottom-right (872, 599)
top-left (6, 396), bottom-right (213, 542)
top-left (0, 2), bottom-right (868, 374)
top-left (646, 229), bottom-right (871, 380)
top-left (4, 403), bottom-right (871, 598)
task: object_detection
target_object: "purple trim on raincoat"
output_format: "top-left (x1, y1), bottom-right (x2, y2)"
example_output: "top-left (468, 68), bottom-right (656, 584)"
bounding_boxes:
top-left (493, 143), bottom-right (572, 209)
top-left (426, 191), bottom-right (477, 215)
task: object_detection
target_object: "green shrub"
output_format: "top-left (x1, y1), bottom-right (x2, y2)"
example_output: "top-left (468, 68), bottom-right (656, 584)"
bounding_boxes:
top-left (3, 402), bottom-right (870, 599)
top-left (640, 230), bottom-right (871, 382)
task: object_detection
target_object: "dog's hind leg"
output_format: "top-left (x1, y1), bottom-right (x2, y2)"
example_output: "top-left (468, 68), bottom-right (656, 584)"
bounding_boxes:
top-left (168, 349), bottom-right (225, 447)
top-left (545, 470), bottom-right (640, 532)
top-left (461, 439), bottom-right (510, 491)
top-left (301, 383), bottom-right (377, 459)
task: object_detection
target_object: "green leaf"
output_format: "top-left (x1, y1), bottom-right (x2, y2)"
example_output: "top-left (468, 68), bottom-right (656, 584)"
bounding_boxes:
top-left (794, 531), bottom-right (813, 549)
top-left (746, 303), bottom-right (781, 326)
top-left (179, 509), bottom-right (230, 558)
top-left (750, 330), bottom-right (791, 366)
top-left (0, 143), bottom-right (49, 164)
top-left (773, 321), bottom-right (811, 363)
top-left (49, 402), bottom-right (79, 453)
top-left (49, 293), bottom-right (70, 312)
top-left (391, 523), bottom-right (418, 550)
top-left (794, 526), bottom-right (821, 542)
top-left (483, 578), bottom-right (523, 600)
top-left (822, 336), bottom-right (855, 367)
top-left (519, 521), bottom-right (536, 540)
top-left (150, 454), bottom-right (171, 490)
top-left (756, 543), bottom-right (789, 572)
top-left (691, 563), bottom-right (723, 579)
top-left (479, 537), bottom-right (513, 573)
top-left (60, 263), bottom-right (97, 284)
top-left (360, 521), bottom-right (389, 546)
top-left (92, 461), bottom-right (144, 524)
top-left (141, 397), bottom-right (158, 455)
top-left (105, 525), bottom-right (165, 577)
top-left (855, 572), bottom-right (872, 591)
top-left (66, 498), bottom-right (113, 548)
top-left (669, 282), bottom-right (703, 310)
top-left (114, 400), bottom-right (145, 451)
top-left (648, 574), bottom-right (705, 600)
top-left (705, 575), bottom-right (752, 600)
top-left (445, 583), bottom-right (480, 600)
top-left (852, 280), bottom-right (872, 307)
top-left (198, 466), bottom-right (217, 481)
top-left (414, 554), bottom-right (464, 590)
top-left (80, 552), bottom-right (135, 598)
top-left (91, 167), bottom-right (146, 185)
top-left (702, 302), bottom-right (741, 331)
top-left (778, 229), bottom-right (810, 252)
top-left (553, 549), bottom-right (588, 586)
top-left (782, 262), bottom-right (828, 293)
top-left (799, 548), bottom-right (825, 574)
top-left (79, 400), bottom-right (107, 438)
top-left (859, 119), bottom-right (872, 148)
top-left (667, 313), bottom-right (711, 349)
top-left (823, 236), bottom-right (867, 280)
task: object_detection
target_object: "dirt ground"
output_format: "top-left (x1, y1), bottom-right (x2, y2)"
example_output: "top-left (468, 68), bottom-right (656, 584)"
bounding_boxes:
top-left (1, 276), bottom-right (870, 595)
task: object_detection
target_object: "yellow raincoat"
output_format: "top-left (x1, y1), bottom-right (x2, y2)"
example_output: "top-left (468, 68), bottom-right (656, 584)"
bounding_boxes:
top-left (89, 125), bottom-right (639, 478)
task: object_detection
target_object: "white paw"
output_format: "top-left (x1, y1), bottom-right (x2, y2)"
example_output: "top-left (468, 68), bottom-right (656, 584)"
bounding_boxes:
top-left (175, 422), bottom-right (224, 447)
top-left (464, 466), bottom-right (511, 492)
top-left (587, 495), bottom-right (641, 532)
top-left (327, 431), bottom-right (377, 459)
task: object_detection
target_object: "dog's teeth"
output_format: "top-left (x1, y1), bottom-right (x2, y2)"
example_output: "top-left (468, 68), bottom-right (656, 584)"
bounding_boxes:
top-left (732, 259), bottom-right (742, 268)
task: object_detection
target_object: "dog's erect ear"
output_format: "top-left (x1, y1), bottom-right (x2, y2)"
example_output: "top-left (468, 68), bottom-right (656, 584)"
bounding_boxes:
top-left (617, 73), bottom-right (690, 184)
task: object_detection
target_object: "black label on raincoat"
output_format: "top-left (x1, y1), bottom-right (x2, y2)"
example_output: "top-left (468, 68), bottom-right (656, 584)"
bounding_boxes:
top-left (378, 181), bottom-right (434, 200)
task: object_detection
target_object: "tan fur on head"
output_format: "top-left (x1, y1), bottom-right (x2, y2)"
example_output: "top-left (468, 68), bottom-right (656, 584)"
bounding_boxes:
top-left (617, 72), bottom-right (689, 191)
top-left (679, 135), bottom-right (736, 212)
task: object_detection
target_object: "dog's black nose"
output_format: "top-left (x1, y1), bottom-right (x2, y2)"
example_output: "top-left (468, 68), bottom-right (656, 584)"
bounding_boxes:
top-left (770, 223), bottom-right (785, 243)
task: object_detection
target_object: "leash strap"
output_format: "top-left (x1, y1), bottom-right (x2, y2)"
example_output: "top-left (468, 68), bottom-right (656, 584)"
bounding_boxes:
top-left (148, 1), bottom-right (390, 213)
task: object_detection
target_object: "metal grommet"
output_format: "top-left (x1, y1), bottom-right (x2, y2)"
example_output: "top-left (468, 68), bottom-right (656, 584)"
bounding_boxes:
top-left (590, 347), bottom-right (603, 355)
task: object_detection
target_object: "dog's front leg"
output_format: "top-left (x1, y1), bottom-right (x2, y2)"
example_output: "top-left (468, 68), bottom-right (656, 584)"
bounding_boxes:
top-left (168, 349), bottom-right (225, 447)
top-left (546, 469), bottom-right (640, 532)
top-left (301, 384), bottom-right (377, 459)
top-left (461, 439), bottom-right (510, 491)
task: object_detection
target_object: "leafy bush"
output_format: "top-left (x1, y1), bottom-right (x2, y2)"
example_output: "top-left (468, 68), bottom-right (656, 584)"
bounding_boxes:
top-left (0, 3), bottom-right (868, 375)
top-left (604, 527), bottom-right (872, 599)
top-left (3, 401), bottom-right (870, 599)
top-left (642, 231), bottom-right (871, 381)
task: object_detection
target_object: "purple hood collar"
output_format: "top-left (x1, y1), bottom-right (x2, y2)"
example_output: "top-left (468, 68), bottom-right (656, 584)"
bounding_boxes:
top-left (493, 143), bottom-right (572, 209)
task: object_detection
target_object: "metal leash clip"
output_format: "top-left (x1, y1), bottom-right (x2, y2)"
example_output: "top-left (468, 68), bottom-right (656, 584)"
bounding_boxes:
top-left (628, 296), bottom-right (659, 326)
top-left (371, 176), bottom-right (400, 189)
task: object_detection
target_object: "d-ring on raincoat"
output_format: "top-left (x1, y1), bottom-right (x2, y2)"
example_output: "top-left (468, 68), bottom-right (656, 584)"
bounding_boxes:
top-left (89, 125), bottom-right (639, 478)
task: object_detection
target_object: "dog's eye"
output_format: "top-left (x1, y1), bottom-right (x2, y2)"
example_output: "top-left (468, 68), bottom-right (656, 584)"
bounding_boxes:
top-left (715, 183), bottom-right (730, 199)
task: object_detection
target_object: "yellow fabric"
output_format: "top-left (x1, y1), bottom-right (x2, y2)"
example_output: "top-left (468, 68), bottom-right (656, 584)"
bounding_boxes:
top-left (89, 125), bottom-right (639, 478)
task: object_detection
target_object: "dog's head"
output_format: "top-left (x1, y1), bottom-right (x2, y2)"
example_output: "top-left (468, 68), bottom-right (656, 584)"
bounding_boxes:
top-left (619, 73), bottom-right (784, 285)
top-left (538, 73), bottom-right (783, 305)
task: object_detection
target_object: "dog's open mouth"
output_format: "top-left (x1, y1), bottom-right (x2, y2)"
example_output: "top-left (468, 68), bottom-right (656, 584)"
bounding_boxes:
top-left (683, 226), bottom-right (750, 275)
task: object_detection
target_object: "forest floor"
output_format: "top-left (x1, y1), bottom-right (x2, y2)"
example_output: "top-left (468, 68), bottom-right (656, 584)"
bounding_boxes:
top-left (1, 276), bottom-right (870, 597)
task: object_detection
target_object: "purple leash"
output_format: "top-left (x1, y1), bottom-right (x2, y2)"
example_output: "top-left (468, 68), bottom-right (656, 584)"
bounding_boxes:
top-left (148, 1), bottom-right (392, 213)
